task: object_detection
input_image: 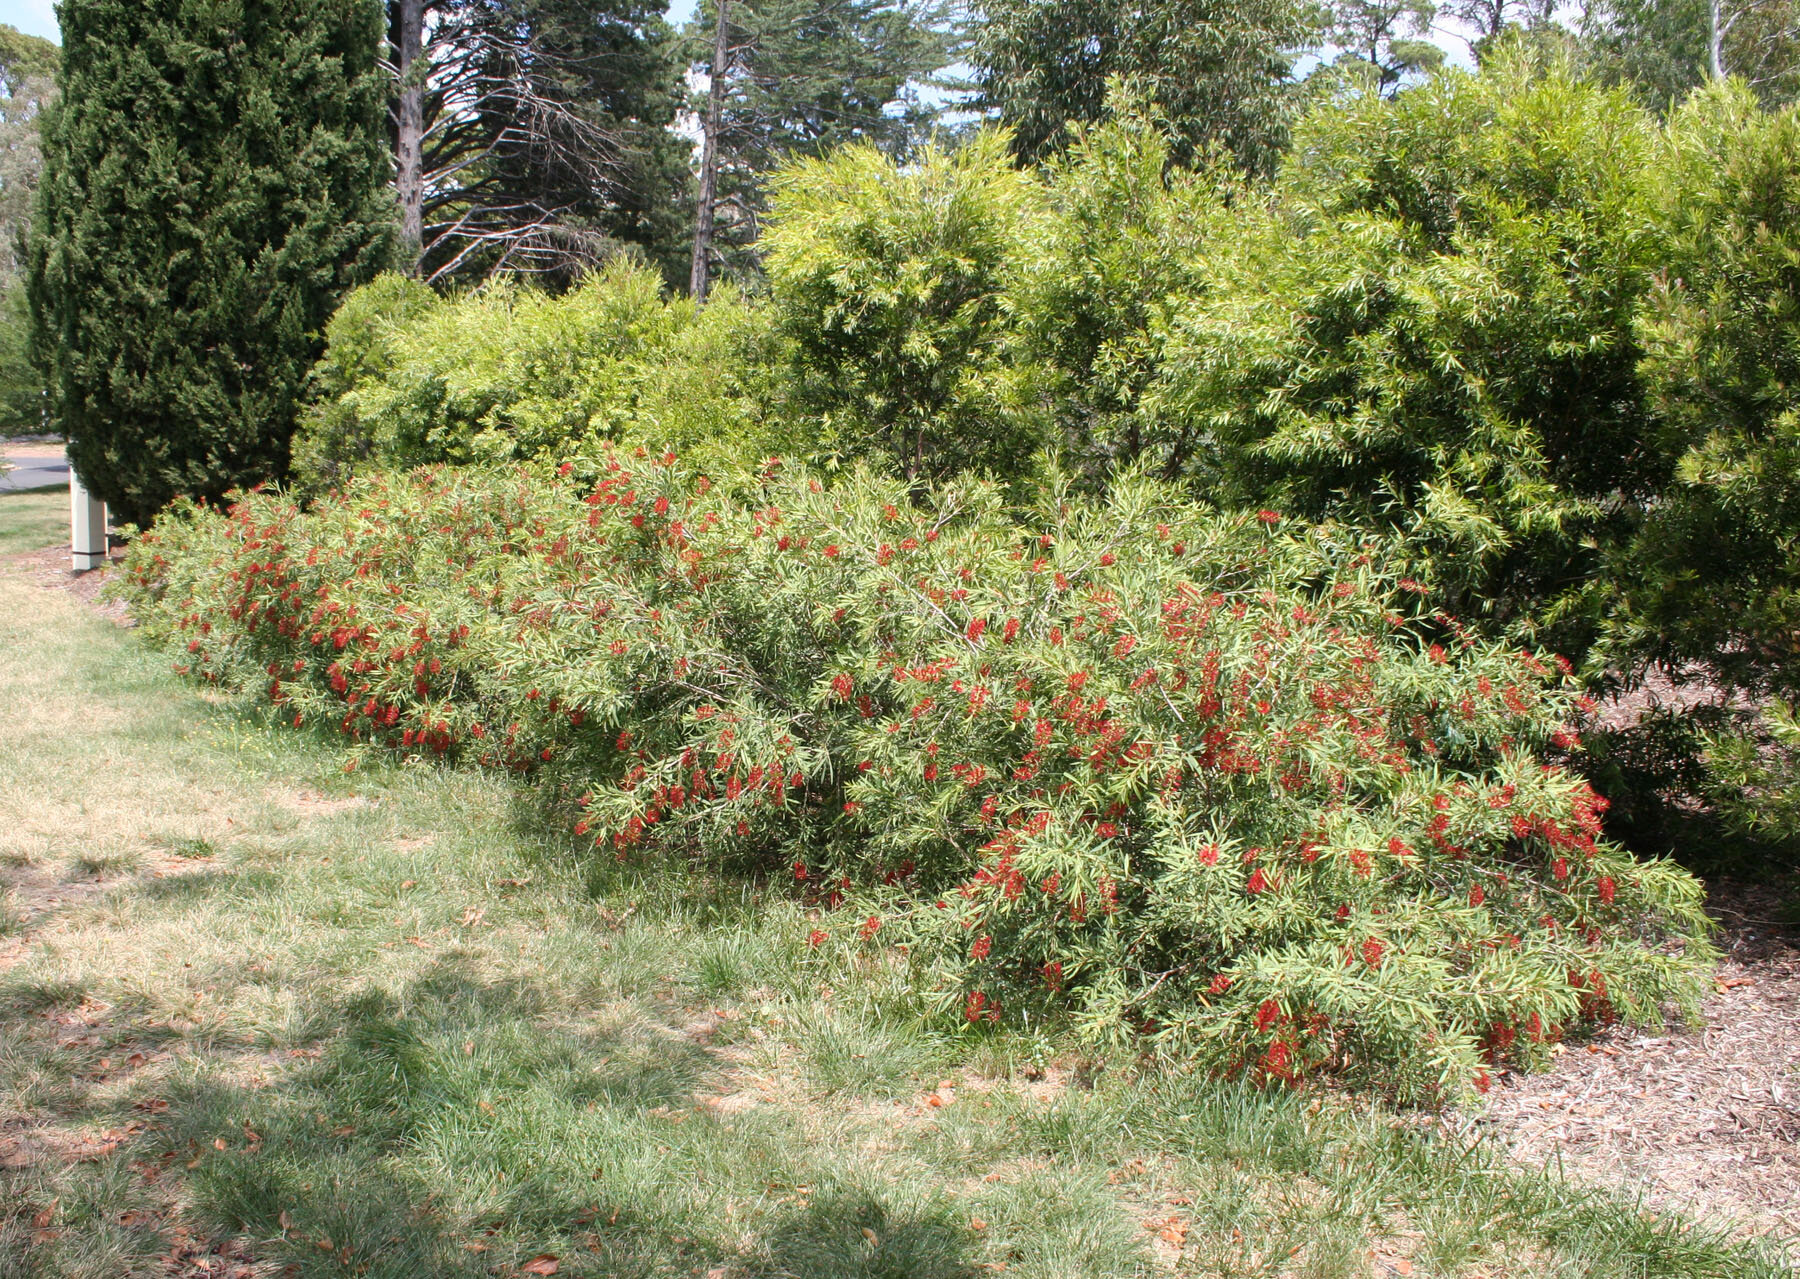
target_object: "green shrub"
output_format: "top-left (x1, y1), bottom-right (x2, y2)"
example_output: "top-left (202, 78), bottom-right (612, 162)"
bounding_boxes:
top-left (290, 271), bottom-right (441, 493)
top-left (994, 101), bottom-right (1231, 487)
top-left (1606, 89), bottom-right (1800, 682)
top-left (1149, 57), bottom-right (1665, 662)
top-left (290, 260), bottom-right (789, 489)
top-left (117, 458), bottom-right (1714, 1099)
top-left (763, 133), bottom-right (1044, 485)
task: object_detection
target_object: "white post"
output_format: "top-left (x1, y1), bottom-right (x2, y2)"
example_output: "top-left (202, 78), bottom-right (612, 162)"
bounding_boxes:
top-left (70, 468), bottom-right (107, 572)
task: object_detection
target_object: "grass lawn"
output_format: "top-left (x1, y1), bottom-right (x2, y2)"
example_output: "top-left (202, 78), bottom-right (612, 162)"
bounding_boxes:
top-left (0, 502), bottom-right (1791, 1279)
top-left (0, 487), bottom-right (65, 558)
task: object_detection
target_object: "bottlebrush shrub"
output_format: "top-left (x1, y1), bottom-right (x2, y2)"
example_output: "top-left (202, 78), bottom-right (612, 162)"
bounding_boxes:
top-left (116, 456), bottom-right (1714, 1099)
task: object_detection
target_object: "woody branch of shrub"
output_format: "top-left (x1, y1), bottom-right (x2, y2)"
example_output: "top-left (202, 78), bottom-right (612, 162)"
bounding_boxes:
top-left (116, 454), bottom-right (1714, 1101)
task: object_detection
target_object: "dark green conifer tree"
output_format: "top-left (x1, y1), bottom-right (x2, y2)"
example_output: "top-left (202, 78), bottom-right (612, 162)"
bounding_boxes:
top-left (29, 0), bottom-right (397, 526)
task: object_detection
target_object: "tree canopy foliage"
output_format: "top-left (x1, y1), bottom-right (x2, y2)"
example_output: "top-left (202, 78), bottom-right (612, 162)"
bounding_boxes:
top-left (973, 0), bottom-right (1313, 172)
top-left (0, 24), bottom-right (57, 435)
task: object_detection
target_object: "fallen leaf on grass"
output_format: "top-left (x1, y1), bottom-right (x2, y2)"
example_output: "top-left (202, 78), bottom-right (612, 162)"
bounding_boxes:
top-left (32, 1200), bottom-right (57, 1230)
top-left (969, 1217), bottom-right (988, 1231)
top-left (522, 1255), bottom-right (560, 1275)
top-left (861, 1227), bottom-right (880, 1246)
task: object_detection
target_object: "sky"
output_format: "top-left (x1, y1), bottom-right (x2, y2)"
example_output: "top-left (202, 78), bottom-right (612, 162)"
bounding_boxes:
top-left (0, 0), bottom-right (55, 43)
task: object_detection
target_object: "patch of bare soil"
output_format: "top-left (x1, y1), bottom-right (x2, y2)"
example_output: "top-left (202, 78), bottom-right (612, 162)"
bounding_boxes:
top-left (1471, 878), bottom-right (1800, 1243)
top-left (4, 543), bottom-right (132, 620)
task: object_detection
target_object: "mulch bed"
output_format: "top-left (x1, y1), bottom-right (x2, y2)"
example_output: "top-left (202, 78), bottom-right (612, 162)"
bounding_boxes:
top-left (1468, 878), bottom-right (1800, 1243)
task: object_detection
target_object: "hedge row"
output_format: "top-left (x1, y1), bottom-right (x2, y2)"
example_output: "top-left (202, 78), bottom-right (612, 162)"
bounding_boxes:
top-left (117, 456), bottom-right (1714, 1099)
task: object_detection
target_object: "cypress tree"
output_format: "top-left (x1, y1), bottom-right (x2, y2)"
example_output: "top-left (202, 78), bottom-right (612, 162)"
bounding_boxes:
top-left (29, 0), bottom-right (397, 527)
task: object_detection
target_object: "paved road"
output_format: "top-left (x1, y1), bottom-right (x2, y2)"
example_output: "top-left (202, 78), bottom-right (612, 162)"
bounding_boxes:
top-left (1, 450), bottom-right (68, 493)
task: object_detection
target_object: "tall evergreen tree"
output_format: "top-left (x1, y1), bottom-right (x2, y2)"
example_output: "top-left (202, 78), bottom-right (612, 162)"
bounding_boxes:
top-left (1582, 0), bottom-right (1800, 108)
top-left (29, 0), bottom-right (397, 526)
top-left (686, 0), bottom-right (963, 294)
top-left (388, 0), bottom-right (691, 287)
top-left (973, 0), bottom-right (1315, 173)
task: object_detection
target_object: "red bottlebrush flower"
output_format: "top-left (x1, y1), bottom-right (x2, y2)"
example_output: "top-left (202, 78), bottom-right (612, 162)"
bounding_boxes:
top-left (823, 544), bottom-right (840, 558)
top-left (1246, 868), bottom-right (1268, 895)
top-left (1596, 875), bottom-right (1615, 904)
top-left (831, 672), bottom-right (854, 700)
top-left (1099, 553), bottom-right (1116, 566)
top-left (1254, 998), bottom-right (1280, 1032)
top-left (1002, 618), bottom-right (1020, 643)
top-left (616, 729), bottom-right (632, 750)
top-left (971, 935), bottom-right (991, 960)
top-left (1095, 822), bottom-right (1118, 839)
top-left (964, 990), bottom-right (988, 1021)
top-left (1067, 670), bottom-right (1089, 693)
top-left (923, 761), bottom-right (939, 782)
top-left (1112, 634), bottom-right (1136, 659)
top-left (653, 496), bottom-right (670, 516)
top-left (1469, 885), bottom-right (1485, 907)
top-left (860, 915), bottom-right (882, 939)
top-left (843, 801), bottom-right (860, 814)
top-left (1350, 850), bottom-right (1372, 876)
top-left (1208, 974), bottom-right (1232, 995)
top-left (1387, 837), bottom-right (1411, 859)
top-left (1552, 857), bottom-right (1569, 881)
top-left (1362, 938), bottom-right (1384, 968)
top-left (808, 929), bottom-right (828, 949)
top-left (1427, 644), bottom-right (1448, 664)
top-left (967, 617), bottom-right (987, 643)
top-left (793, 861), bottom-right (808, 881)
top-left (1256, 509), bottom-right (1282, 525)
top-left (1042, 961), bottom-right (1064, 991)
top-left (1197, 844), bottom-right (1220, 867)
top-left (1263, 1039), bottom-right (1292, 1078)
top-left (1041, 872), bottom-right (1060, 895)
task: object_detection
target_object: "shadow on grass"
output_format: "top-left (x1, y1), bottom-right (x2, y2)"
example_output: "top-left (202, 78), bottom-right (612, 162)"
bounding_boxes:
top-left (61, 955), bottom-right (981, 1279)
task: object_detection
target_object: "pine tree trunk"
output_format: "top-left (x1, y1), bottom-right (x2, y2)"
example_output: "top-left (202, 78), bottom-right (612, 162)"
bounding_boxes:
top-left (396, 0), bottom-right (426, 269)
top-left (688, 0), bottom-right (731, 300)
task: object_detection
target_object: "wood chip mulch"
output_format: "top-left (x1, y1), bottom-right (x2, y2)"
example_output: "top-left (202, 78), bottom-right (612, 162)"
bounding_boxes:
top-left (1467, 878), bottom-right (1800, 1244)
